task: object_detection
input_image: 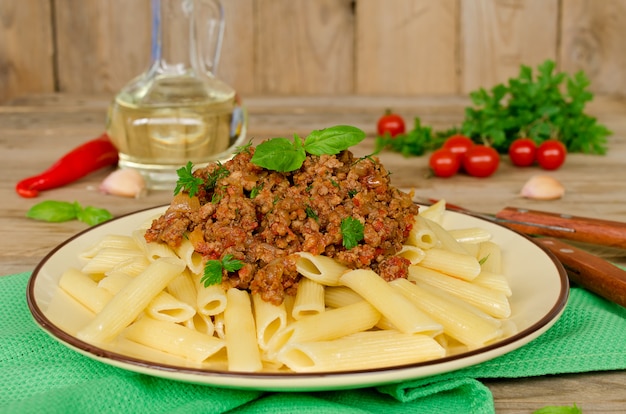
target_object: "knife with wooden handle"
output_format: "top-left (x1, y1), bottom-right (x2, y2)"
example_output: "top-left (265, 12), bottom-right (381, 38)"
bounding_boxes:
top-left (434, 200), bottom-right (626, 249)
top-left (534, 237), bottom-right (626, 308)
top-left (495, 207), bottom-right (626, 249)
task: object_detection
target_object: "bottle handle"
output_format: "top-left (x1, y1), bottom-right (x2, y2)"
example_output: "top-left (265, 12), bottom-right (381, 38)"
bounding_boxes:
top-left (189, 0), bottom-right (225, 76)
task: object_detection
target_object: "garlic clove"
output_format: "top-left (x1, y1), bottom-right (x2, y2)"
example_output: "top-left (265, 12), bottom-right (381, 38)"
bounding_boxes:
top-left (520, 175), bottom-right (565, 200)
top-left (100, 168), bottom-right (147, 198)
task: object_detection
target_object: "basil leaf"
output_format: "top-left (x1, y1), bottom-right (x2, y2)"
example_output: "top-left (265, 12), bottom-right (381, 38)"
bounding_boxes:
top-left (26, 200), bottom-right (113, 226)
top-left (304, 125), bottom-right (366, 155)
top-left (26, 200), bottom-right (78, 223)
top-left (251, 136), bottom-right (306, 172)
top-left (76, 206), bottom-right (113, 226)
top-left (340, 216), bottom-right (364, 250)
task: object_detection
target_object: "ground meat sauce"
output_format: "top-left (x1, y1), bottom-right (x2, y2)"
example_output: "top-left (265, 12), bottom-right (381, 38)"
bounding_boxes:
top-left (145, 147), bottom-right (419, 305)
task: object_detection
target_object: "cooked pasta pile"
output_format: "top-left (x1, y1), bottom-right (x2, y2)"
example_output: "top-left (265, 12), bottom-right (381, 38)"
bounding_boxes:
top-left (45, 199), bottom-right (516, 373)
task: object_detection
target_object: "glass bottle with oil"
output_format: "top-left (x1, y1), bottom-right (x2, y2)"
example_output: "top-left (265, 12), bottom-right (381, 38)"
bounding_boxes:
top-left (106, 0), bottom-right (246, 190)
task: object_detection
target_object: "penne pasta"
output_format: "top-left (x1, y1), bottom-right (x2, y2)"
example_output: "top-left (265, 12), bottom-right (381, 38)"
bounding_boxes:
top-left (81, 248), bottom-right (145, 275)
top-left (224, 288), bottom-right (262, 372)
top-left (295, 252), bottom-right (348, 286)
top-left (196, 280), bottom-right (228, 316)
top-left (124, 316), bottom-right (224, 362)
top-left (45, 287), bottom-right (96, 335)
top-left (183, 311), bottom-right (215, 336)
top-left (424, 219), bottom-right (470, 254)
top-left (59, 267), bottom-right (113, 313)
top-left (291, 277), bottom-right (325, 320)
top-left (448, 227), bottom-right (492, 244)
top-left (167, 270), bottom-right (198, 309)
top-left (277, 330), bottom-right (445, 372)
top-left (408, 265), bottom-right (511, 318)
top-left (80, 235), bottom-right (139, 260)
top-left (252, 293), bottom-right (288, 351)
top-left (174, 238), bottom-right (204, 275)
top-left (419, 247), bottom-right (482, 281)
top-left (76, 256), bottom-right (186, 343)
top-left (267, 301), bottom-right (381, 354)
top-left (477, 241), bottom-right (502, 273)
top-left (472, 270), bottom-right (512, 297)
top-left (390, 278), bottom-right (503, 349)
top-left (418, 199), bottom-right (446, 223)
top-left (339, 269), bottom-right (442, 335)
top-left (146, 290), bottom-right (196, 323)
top-left (323, 286), bottom-right (363, 308)
top-left (395, 245), bottom-right (425, 264)
top-left (405, 215), bottom-right (437, 249)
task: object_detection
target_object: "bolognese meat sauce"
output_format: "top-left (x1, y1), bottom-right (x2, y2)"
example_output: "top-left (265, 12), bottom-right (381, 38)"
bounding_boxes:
top-left (145, 147), bottom-right (418, 305)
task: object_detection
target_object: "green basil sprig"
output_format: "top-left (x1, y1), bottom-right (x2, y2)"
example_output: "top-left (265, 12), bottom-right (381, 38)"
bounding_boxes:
top-left (26, 200), bottom-right (113, 226)
top-left (251, 125), bottom-right (366, 172)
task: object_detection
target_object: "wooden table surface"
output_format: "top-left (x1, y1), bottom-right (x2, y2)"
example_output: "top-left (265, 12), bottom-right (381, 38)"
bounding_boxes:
top-left (2, 93), bottom-right (625, 412)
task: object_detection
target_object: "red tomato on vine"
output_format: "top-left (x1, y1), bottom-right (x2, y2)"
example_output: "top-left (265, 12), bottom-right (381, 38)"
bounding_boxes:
top-left (377, 111), bottom-right (406, 137)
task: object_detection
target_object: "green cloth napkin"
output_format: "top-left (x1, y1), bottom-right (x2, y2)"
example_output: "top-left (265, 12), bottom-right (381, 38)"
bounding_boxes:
top-left (2, 272), bottom-right (625, 414)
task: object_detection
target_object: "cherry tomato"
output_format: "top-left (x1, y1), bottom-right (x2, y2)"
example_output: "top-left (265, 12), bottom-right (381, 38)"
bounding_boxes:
top-left (508, 138), bottom-right (537, 167)
top-left (536, 140), bottom-right (567, 170)
top-left (463, 145), bottom-right (500, 177)
top-left (442, 134), bottom-right (474, 164)
top-left (428, 148), bottom-right (460, 178)
top-left (377, 111), bottom-right (406, 137)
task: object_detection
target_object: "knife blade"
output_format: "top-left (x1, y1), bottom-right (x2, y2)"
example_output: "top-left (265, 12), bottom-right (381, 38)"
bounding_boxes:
top-left (430, 200), bottom-right (626, 249)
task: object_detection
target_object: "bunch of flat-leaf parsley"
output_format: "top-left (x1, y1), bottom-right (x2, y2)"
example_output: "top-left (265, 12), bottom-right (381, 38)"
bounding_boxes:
top-left (462, 59), bottom-right (611, 154)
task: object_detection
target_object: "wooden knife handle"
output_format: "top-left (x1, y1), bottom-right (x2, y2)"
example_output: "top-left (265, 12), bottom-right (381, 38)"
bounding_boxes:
top-left (496, 207), bottom-right (626, 249)
top-left (535, 237), bottom-right (626, 308)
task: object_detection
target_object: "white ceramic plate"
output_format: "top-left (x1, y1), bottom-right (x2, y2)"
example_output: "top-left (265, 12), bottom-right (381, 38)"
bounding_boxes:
top-left (27, 205), bottom-right (568, 391)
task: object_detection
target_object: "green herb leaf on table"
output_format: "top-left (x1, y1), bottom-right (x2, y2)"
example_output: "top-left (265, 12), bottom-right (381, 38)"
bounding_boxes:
top-left (201, 254), bottom-right (244, 287)
top-left (174, 161), bottom-right (204, 197)
top-left (76, 205), bottom-right (114, 226)
top-left (532, 403), bottom-right (582, 414)
top-left (26, 200), bottom-right (112, 226)
top-left (340, 217), bottom-right (364, 249)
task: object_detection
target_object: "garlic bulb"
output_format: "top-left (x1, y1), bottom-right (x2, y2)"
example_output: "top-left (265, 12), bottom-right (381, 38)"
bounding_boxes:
top-left (100, 168), bottom-right (146, 198)
top-left (520, 175), bottom-right (565, 200)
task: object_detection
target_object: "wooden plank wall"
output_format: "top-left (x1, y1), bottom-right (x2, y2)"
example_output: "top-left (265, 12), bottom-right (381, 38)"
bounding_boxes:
top-left (1, 0), bottom-right (625, 103)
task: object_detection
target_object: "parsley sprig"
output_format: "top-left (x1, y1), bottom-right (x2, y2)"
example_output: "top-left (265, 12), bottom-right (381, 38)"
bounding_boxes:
top-left (378, 59), bottom-right (610, 156)
top-left (463, 59), bottom-right (610, 154)
top-left (251, 125), bottom-right (366, 172)
top-left (174, 161), bottom-right (204, 197)
top-left (340, 217), bottom-right (364, 249)
top-left (201, 254), bottom-right (244, 287)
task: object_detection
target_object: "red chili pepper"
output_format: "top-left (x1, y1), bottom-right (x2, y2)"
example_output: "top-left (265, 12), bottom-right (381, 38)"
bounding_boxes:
top-left (15, 133), bottom-right (119, 198)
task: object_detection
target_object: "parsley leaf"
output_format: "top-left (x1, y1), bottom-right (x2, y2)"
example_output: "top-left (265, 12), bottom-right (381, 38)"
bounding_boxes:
top-left (205, 162), bottom-right (230, 190)
top-left (201, 254), bottom-right (244, 287)
top-left (174, 161), bottom-right (204, 197)
top-left (340, 217), bottom-right (364, 249)
top-left (251, 125), bottom-right (366, 172)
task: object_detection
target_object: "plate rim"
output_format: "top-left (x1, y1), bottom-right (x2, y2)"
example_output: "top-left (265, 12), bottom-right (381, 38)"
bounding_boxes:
top-left (26, 204), bottom-right (570, 391)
